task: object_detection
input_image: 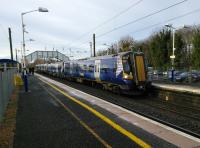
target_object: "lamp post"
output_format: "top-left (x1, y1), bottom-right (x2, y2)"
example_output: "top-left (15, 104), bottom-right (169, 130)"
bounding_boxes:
top-left (165, 24), bottom-right (191, 82)
top-left (21, 7), bottom-right (48, 92)
top-left (165, 24), bottom-right (177, 82)
top-left (20, 38), bottom-right (35, 63)
top-left (21, 7), bottom-right (48, 74)
top-left (165, 24), bottom-right (176, 69)
top-left (15, 48), bottom-right (20, 62)
top-left (188, 44), bottom-right (192, 83)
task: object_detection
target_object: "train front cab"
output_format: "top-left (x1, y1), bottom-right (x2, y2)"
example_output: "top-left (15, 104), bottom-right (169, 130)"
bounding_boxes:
top-left (122, 52), bottom-right (151, 93)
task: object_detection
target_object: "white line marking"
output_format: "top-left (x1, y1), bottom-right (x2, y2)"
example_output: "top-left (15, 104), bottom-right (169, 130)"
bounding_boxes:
top-left (49, 98), bottom-right (60, 107)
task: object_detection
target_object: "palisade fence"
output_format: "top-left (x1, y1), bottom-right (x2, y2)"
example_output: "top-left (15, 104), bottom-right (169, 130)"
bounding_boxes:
top-left (148, 67), bottom-right (200, 85)
top-left (0, 69), bottom-right (17, 121)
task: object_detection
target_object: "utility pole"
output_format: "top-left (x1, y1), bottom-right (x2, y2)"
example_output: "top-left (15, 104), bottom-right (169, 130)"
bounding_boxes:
top-left (8, 27), bottom-right (13, 60)
top-left (21, 14), bottom-right (26, 69)
top-left (69, 48), bottom-right (73, 60)
top-left (15, 49), bottom-right (18, 61)
top-left (69, 48), bottom-right (71, 57)
top-left (93, 33), bottom-right (96, 57)
top-left (188, 44), bottom-right (192, 83)
top-left (57, 50), bottom-right (58, 62)
top-left (89, 42), bottom-right (92, 57)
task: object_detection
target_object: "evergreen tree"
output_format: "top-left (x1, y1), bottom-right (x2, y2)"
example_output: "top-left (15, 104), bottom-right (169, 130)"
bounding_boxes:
top-left (148, 29), bottom-right (171, 70)
top-left (192, 29), bottom-right (200, 69)
top-left (174, 32), bottom-right (185, 69)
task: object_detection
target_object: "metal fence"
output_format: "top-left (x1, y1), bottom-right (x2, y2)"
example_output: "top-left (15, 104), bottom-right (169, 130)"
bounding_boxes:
top-left (0, 69), bottom-right (17, 121)
top-left (148, 69), bottom-right (200, 87)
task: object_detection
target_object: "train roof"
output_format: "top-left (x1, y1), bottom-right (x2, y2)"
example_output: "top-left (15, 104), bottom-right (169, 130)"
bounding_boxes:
top-left (72, 51), bottom-right (132, 62)
top-left (91, 51), bottom-right (144, 60)
top-left (63, 51), bottom-right (144, 63)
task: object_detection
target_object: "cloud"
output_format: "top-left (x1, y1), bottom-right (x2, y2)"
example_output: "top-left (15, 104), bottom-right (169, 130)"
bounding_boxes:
top-left (0, 0), bottom-right (200, 59)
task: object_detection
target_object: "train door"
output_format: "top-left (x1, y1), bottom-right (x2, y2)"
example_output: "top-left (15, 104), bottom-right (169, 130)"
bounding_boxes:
top-left (94, 60), bottom-right (101, 80)
top-left (134, 53), bottom-right (146, 84)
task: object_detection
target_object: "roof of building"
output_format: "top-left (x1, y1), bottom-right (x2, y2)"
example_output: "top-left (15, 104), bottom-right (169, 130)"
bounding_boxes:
top-left (25, 50), bottom-right (69, 63)
top-left (0, 59), bottom-right (18, 64)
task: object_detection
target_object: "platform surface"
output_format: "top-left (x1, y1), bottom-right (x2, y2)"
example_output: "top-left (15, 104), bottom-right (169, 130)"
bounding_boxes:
top-left (13, 75), bottom-right (200, 148)
top-left (152, 82), bottom-right (200, 95)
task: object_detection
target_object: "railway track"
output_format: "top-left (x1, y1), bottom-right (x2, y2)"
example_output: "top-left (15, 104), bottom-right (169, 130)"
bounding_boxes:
top-left (154, 90), bottom-right (200, 108)
top-left (37, 73), bottom-right (200, 138)
top-left (141, 99), bottom-right (200, 120)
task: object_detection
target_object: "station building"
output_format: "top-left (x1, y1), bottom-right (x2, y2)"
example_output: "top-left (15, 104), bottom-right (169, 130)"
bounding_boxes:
top-left (25, 50), bottom-right (69, 64)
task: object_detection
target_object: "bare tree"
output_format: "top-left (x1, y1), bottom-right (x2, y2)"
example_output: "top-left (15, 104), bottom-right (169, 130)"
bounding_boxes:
top-left (118, 35), bottom-right (135, 52)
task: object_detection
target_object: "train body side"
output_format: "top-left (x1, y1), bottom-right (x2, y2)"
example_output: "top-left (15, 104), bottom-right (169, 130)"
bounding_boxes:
top-left (36, 51), bottom-right (151, 94)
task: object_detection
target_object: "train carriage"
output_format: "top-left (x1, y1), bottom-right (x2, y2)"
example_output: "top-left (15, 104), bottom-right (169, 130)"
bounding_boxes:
top-left (36, 51), bottom-right (151, 95)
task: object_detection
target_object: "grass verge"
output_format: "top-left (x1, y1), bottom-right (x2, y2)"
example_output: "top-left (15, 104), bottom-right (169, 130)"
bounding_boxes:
top-left (0, 88), bottom-right (18, 148)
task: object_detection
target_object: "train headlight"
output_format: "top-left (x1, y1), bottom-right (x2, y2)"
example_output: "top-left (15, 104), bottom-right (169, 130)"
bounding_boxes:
top-left (124, 74), bottom-right (128, 79)
top-left (123, 73), bottom-right (133, 80)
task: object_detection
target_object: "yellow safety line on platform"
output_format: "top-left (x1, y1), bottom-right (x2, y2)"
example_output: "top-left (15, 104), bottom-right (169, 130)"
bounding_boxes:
top-left (39, 77), bottom-right (151, 148)
top-left (40, 83), bottom-right (111, 148)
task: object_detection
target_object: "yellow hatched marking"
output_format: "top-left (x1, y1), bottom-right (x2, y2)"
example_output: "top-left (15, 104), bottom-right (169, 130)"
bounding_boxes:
top-left (39, 78), bottom-right (151, 148)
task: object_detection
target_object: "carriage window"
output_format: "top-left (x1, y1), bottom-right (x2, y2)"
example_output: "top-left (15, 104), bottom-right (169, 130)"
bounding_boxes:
top-left (101, 68), bottom-right (107, 73)
top-left (101, 64), bottom-right (108, 73)
top-left (89, 65), bottom-right (94, 72)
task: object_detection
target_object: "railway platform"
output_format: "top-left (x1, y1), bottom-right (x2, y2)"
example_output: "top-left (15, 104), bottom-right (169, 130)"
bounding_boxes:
top-left (13, 74), bottom-right (200, 148)
top-left (152, 82), bottom-right (200, 95)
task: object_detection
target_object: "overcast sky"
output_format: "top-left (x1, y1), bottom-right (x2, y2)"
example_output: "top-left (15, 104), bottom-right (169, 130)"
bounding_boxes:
top-left (0, 0), bottom-right (200, 60)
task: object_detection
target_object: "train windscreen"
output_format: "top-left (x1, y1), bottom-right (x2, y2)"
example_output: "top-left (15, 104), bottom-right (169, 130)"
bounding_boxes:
top-left (122, 54), bottom-right (132, 75)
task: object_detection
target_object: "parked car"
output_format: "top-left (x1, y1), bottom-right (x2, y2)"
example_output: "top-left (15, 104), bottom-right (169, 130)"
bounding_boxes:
top-left (191, 72), bottom-right (200, 81)
top-left (175, 72), bottom-right (188, 82)
top-left (197, 72), bottom-right (200, 80)
top-left (175, 71), bottom-right (199, 82)
top-left (168, 70), bottom-right (181, 80)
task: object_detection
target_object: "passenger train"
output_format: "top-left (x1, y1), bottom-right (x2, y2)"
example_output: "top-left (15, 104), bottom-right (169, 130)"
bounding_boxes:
top-left (36, 51), bottom-right (151, 95)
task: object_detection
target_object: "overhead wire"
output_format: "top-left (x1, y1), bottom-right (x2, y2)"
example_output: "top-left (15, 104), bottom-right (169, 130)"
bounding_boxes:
top-left (72, 0), bottom-right (189, 49)
top-left (31, 0), bottom-right (193, 55)
top-left (76, 6), bottom-right (200, 50)
top-left (128, 8), bottom-right (200, 35)
top-left (66, 0), bottom-right (144, 47)
top-left (96, 0), bottom-right (188, 38)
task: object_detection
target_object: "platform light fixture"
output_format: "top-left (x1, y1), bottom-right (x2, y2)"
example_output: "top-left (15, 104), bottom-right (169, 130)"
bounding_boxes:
top-left (165, 24), bottom-right (191, 82)
top-left (21, 7), bottom-right (49, 74)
